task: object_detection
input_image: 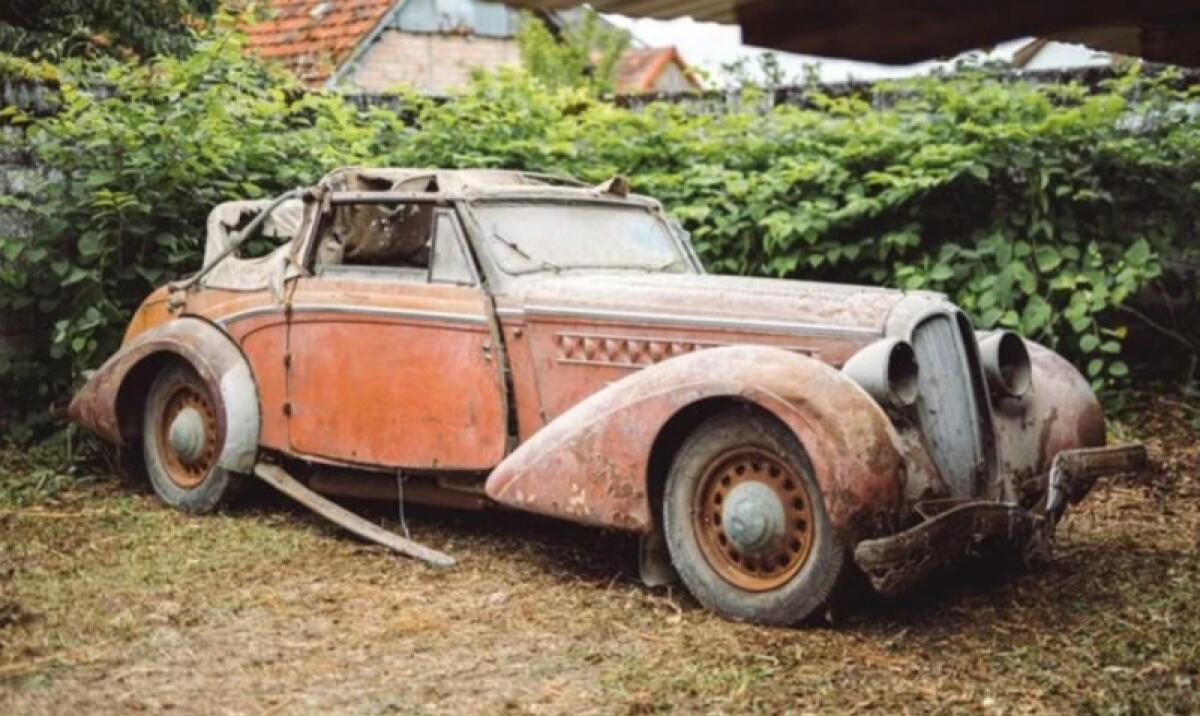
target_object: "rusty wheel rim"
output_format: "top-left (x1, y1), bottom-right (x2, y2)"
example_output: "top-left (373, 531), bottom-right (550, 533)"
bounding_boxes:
top-left (693, 446), bottom-right (815, 592)
top-left (156, 382), bottom-right (218, 489)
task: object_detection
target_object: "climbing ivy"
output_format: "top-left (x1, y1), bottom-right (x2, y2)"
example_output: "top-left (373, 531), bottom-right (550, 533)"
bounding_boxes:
top-left (1, 36), bottom-right (1197, 431)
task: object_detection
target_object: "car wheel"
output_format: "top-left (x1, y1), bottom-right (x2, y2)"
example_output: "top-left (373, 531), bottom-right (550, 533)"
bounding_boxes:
top-left (663, 407), bottom-right (846, 625)
top-left (142, 362), bottom-right (241, 513)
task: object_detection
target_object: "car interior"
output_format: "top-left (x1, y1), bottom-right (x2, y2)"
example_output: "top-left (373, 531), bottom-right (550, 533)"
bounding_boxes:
top-left (314, 201), bottom-right (474, 285)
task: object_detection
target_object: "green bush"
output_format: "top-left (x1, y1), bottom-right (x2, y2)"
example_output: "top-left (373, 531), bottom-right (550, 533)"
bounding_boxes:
top-left (1, 37), bottom-right (1197, 431)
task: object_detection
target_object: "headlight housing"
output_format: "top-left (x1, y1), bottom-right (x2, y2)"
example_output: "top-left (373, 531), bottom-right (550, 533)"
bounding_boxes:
top-left (979, 331), bottom-right (1032, 398)
top-left (841, 338), bottom-right (919, 410)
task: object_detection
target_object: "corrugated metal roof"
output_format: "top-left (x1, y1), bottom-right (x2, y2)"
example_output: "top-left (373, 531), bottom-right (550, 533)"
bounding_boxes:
top-left (504, 0), bottom-right (739, 24)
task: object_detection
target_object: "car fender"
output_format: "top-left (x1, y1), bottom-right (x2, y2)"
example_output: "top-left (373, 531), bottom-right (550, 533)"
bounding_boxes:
top-left (68, 316), bottom-right (261, 473)
top-left (485, 345), bottom-right (906, 539)
top-left (990, 338), bottom-right (1107, 495)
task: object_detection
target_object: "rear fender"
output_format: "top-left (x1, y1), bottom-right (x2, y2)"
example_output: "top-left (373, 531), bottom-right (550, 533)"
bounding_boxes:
top-left (485, 345), bottom-right (906, 539)
top-left (68, 317), bottom-right (261, 473)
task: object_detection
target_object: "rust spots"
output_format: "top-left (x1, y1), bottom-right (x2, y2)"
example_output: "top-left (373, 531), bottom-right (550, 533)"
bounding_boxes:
top-left (487, 345), bottom-right (907, 539)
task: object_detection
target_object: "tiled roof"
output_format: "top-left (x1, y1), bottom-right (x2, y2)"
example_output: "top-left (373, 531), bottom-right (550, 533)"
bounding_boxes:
top-left (241, 0), bottom-right (396, 86)
top-left (613, 46), bottom-right (696, 93)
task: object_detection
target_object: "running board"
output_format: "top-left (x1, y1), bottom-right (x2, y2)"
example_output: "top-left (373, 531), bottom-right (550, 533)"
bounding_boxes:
top-left (253, 463), bottom-right (455, 568)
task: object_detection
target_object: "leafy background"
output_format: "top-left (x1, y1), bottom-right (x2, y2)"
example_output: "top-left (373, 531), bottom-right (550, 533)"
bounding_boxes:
top-left (1, 35), bottom-right (1197, 436)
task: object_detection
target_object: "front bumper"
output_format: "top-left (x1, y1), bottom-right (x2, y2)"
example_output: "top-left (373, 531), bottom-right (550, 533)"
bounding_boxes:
top-left (853, 444), bottom-right (1146, 597)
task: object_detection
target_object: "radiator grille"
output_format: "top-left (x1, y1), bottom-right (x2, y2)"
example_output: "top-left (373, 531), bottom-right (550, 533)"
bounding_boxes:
top-left (911, 313), bottom-right (990, 497)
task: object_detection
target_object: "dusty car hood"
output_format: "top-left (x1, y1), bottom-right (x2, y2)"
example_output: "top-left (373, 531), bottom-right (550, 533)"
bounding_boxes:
top-left (497, 272), bottom-right (911, 338)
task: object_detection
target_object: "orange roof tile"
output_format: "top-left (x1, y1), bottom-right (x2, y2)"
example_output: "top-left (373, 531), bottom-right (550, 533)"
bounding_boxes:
top-left (240, 0), bottom-right (397, 86)
top-left (613, 46), bottom-right (697, 93)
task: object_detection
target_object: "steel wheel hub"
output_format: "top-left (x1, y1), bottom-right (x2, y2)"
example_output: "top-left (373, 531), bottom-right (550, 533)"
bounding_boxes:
top-left (722, 482), bottom-right (786, 555)
top-left (693, 446), bottom-right (816, 592)
top-left (158, 383), bottom-right (218, 489)
top-left (168, 407), bottom-right (207, 464)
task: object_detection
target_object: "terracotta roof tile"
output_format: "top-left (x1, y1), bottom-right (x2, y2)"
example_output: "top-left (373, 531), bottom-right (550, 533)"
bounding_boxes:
top-left (613, 46), bottom-right (697, 93)
top-left (239, 0), bottom-right (396, 86)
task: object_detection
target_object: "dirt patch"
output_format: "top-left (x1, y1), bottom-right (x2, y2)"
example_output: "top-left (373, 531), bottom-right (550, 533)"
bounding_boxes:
top-left (0, 401), bottom-right (1197, 714)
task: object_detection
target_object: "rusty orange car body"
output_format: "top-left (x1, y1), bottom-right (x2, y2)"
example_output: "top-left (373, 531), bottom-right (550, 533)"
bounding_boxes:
top-left (69, 168), bottom-right (1143, 625)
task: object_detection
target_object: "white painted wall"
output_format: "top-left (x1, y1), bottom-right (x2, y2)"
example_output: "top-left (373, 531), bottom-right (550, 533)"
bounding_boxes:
top-left (1021, 42), bottom-right (1112, 71)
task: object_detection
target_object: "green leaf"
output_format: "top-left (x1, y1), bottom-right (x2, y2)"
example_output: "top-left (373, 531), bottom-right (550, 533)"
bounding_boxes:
top-left (1108, 361), bottom-right (1130, 377)
top-left (1124, 239), bottom-right (1151, 267)
top-left (1087, 358), bottom-right (1104, 377)
top-left (1034, 246), bottom-right (1062, 273)
top-left (1, 239), bottom-right (23, 261)
top-left (77, 234), bottom-right (102, 258)
top-left (1079, 334), bottom-right (1099, 353)
top-left (1021, 295), bottom-right (1053, 334)
top-left (928, 265), bottom-right (954, 281)
top-left (61, 267), bottom-right (90, 286)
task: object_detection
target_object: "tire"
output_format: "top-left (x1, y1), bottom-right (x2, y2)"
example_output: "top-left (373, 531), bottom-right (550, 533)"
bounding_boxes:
top-left (662, 406), bottom-right (846, 626)
top-left (142, 362), bottom-right (242, 513)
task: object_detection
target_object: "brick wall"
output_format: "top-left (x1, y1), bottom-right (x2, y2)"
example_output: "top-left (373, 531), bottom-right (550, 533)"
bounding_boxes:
top-left (350, 31), bottom-right (520, 94)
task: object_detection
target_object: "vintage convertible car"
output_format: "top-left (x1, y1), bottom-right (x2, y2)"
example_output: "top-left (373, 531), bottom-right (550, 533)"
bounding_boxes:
top-left (69, 168), bottom-right (1143, 625)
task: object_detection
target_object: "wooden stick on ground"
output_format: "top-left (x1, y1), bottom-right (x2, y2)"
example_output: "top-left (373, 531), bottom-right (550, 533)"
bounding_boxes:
top-left (253, 463), bottom-right (455, 568)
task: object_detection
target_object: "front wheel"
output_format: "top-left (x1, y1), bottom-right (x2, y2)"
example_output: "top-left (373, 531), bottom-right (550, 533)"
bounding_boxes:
top-left (142, 362), bottom-right (242, 513)
top-left (662, 407), bottom-right (846, 625)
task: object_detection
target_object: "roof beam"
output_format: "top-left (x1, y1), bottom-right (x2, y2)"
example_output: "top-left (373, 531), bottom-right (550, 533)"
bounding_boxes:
top-left (511, 0), bottom-right (1200, 67)
top-left (735, 0), bottom-right (1200, 64)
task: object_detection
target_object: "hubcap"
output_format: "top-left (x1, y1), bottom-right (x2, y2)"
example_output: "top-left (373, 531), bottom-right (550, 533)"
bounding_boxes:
top-left (722, 482), bottom-right (786, 555)
top-left (168, 407), bottom-right (207, 463)
top-left (693, 446), bottom-right (816, 592)
top-left (157, 382), bottom-right (218, 489)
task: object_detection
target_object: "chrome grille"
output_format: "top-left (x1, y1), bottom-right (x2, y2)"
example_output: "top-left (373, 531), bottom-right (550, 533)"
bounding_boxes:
top-left (911, 313), bottom-right (990, 497)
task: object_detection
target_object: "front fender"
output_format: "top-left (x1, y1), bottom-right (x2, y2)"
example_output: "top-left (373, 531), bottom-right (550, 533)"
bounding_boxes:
top-left (68, 316), bottom-right (261, 473)
top-left (992, 339), bottom-right (1107, 501)
top-left (485, 345), bottom-right (906, 539)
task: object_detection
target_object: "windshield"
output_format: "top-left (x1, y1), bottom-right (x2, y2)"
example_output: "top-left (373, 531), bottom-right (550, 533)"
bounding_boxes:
top-left (473, 201), bottom-right (689, 275)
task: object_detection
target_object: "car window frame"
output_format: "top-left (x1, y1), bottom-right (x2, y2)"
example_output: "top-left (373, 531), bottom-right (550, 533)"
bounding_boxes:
top-left (459, 196), bottom-right (697, 285)
top-left (302, 195), bottom-right (455, 284)
top-left (429, 208), bottom-right (480, 287)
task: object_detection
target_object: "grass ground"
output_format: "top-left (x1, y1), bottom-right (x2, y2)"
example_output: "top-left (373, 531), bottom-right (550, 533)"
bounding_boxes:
top-left (1, 400), bottom-right (1197, 714)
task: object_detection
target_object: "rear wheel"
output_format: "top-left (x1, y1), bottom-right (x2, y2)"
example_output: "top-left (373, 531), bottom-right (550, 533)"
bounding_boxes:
top-left (663, 407), bottom-right (846, 625)
top-left (142, 363), bottom-right (241, 513)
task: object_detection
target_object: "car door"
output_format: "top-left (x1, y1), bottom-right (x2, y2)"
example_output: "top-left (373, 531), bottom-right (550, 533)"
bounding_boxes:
top-left (285, 200), bottom-right (507, 470)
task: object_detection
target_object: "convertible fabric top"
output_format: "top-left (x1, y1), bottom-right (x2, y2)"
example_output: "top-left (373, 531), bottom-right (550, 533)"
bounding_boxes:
top-left (201, 199), bottom-right (306, 293)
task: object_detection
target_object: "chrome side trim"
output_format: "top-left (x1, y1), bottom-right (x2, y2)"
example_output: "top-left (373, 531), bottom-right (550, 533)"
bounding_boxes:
top-left (217, 304), bottom-right (488, 327)
top-left (223, 302), bottom-right (879, 336)
top-left (499, 304), bottom-right (881, 337)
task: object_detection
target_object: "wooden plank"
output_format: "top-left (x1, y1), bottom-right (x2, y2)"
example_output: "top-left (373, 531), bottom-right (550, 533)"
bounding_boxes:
top-left (253, 463), bottom-right (455, 568)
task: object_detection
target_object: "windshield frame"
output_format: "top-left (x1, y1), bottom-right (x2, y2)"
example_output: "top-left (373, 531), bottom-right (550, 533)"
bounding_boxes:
top-left (460, 196), bottom-right (700, 282)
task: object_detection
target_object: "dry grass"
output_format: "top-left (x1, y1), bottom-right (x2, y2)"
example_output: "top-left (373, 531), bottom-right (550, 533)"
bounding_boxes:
top-left (1, 402), bottom-right (1197, 715)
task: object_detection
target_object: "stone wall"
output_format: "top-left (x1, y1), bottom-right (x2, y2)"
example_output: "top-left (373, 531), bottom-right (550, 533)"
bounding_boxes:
top-left (0, 79), bottom-right (59, 422)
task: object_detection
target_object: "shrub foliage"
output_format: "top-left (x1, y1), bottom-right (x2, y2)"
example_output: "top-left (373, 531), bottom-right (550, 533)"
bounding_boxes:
top-left (0, 0), bottom-right (217, 60)
top-left (1, 37), bottom-right (1197, 428)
